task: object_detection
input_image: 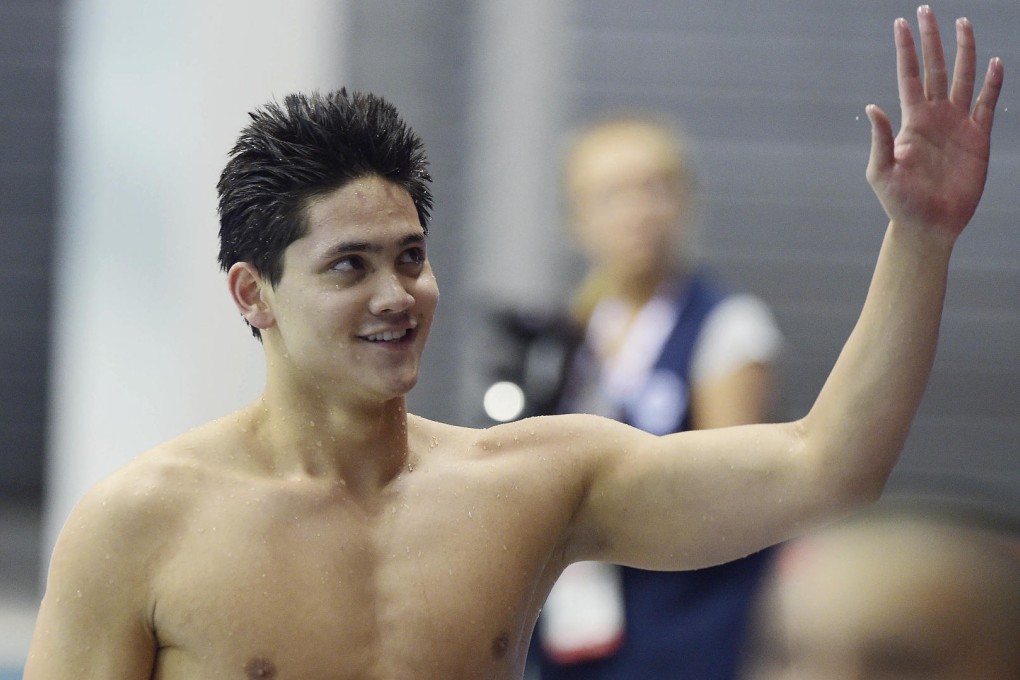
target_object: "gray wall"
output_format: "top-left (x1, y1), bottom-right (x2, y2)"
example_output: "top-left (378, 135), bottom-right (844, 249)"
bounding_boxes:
top-left (1, 1), bottom-right (60, 498)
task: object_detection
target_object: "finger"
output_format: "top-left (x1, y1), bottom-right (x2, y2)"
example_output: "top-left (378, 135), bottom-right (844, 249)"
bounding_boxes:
top-left (865, 104), bottom-right (895, 180)
top-left (917, 5), bottom-right (949, 100)
top-left (895, 17), bottom-right (925, 107)
top-left (973, 57), bottom-right (1004, 130)
top-left (949, 18), bottom-right (976, 108)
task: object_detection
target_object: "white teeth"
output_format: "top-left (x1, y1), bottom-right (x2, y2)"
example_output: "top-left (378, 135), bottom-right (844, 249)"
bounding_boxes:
top-left (364, 329), bottom-right (409, 342)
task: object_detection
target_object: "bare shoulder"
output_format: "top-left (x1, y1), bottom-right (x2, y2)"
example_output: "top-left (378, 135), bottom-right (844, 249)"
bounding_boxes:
top-left (406, 413), bottom-right (651, 567)
top-left (413, 411), bottom-right (641, 463)
top-left (50, 412), bottom-right (256, 578)
top-left (488, 413), bottom-right (651, 462)
top-left (409, 412), bottom-right (655, 515)
top-left (28, 422), bottom-right (235, 677)
top-left (52, 431), bottom-right (212, 567)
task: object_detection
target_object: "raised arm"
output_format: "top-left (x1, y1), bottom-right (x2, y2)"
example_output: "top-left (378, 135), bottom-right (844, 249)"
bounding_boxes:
top-left (805, 6), bottom-right (1002, 492)
top-left (559, 6), bottom-right (1003, 571)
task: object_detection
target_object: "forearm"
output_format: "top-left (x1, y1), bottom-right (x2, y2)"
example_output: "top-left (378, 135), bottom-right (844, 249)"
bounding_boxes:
top-left (800, 219), bottom-right (951, 504)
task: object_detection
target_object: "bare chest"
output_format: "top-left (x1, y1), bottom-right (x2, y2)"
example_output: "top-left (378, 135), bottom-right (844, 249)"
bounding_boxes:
top-left (151, 473), bottom-right (559, 680)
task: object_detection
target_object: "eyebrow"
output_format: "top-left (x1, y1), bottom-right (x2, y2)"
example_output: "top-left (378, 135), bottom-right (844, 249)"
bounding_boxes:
top-left (320, 233), bottom-right (425, 260)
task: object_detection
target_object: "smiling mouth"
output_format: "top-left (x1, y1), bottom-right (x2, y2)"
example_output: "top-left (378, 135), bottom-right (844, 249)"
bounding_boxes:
top-left (361, 328), bottom-right (414, 343)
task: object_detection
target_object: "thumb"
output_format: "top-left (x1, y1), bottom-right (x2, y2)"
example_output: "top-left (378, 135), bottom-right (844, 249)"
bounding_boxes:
top-left (865, 104), bottom-right (895, 182)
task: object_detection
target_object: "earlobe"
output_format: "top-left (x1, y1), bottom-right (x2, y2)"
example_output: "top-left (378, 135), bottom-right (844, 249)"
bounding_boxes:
top-left (227, 262), bottom-right (275, 330)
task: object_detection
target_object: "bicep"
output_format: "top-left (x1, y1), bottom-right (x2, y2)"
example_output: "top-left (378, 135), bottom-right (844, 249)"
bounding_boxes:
top-left (24, 492), bottom-right (158, 679)
top-left (26, 589), bottom-right (156, 680)
top-left (575, 418), bottom-right (832, 571)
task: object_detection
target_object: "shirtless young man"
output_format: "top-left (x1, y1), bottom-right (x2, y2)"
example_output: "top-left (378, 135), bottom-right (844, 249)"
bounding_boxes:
top-left (25, 7), bottom-right (1003, 680)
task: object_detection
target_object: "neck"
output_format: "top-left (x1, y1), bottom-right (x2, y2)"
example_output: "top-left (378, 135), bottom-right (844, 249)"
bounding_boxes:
top-left (239, 384), bottom-right (413, 495)
top-left (599, 266), bottom-right (669, 308)
top-left (614, 275), bottom-right (660, 306)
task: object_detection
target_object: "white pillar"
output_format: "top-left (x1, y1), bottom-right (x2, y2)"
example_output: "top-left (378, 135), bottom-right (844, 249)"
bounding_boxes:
top-left (44, 0), bottom-right (349, 562)
top-left (463, 0), bottom-right (575, 305)
top-left (460, 0), bottom-right (576, 420)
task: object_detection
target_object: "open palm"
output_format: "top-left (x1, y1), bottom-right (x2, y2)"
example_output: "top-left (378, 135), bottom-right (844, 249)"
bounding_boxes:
top-left (866, 6), bottom-right (1003, 243)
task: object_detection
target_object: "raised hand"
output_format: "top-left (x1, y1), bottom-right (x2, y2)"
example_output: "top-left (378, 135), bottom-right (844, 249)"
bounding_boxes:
top-left (865, 5), bottom-right (1003, 244)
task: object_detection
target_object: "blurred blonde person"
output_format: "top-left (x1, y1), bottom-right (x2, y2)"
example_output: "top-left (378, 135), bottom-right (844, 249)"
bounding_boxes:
top-left (536, 116), bottom-right (782, 680)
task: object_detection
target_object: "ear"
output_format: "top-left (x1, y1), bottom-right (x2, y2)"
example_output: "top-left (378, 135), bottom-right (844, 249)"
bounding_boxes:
top-left (227, 262), bottom-right (276, 331)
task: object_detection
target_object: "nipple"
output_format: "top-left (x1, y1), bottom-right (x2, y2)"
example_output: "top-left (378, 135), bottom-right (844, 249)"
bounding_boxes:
top-left (245, 656), bottom-right (277, 679)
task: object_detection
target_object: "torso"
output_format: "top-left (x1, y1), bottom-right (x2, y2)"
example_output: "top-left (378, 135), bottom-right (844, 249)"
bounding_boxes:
top-left (135, 415), bottom-right (581, 680)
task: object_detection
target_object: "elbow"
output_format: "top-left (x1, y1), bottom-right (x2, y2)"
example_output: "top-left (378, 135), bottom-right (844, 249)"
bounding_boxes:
top-left (853, 475), bottom-right (887, 507)
top-left (833, 449), bottom-right (896, 517)
top-left (793, 416), bottom-right (897, 516)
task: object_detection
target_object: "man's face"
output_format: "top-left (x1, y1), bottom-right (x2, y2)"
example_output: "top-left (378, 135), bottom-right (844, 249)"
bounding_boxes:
top-left (260, 175), bottom-right (438, 403)
top-left (568, 125), bottom-right (690, 282)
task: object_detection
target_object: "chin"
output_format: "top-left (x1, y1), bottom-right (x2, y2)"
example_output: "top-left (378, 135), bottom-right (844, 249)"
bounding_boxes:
top-left (385, 370), bottom-right (421, 398)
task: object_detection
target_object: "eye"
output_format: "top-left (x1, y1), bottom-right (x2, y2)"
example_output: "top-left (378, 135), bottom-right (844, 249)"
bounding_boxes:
top-left (331, 255), bottom-right (366, 274)
top-left (398, 246), bottom-right (426, 271)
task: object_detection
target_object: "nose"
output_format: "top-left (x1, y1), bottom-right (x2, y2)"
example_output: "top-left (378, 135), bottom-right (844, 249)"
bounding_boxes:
top-left (369, 272), bottom-right (415, 316)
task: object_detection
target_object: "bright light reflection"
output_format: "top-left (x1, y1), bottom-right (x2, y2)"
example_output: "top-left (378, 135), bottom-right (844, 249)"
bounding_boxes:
top-left (483, 381), bottom-right (526, 422)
